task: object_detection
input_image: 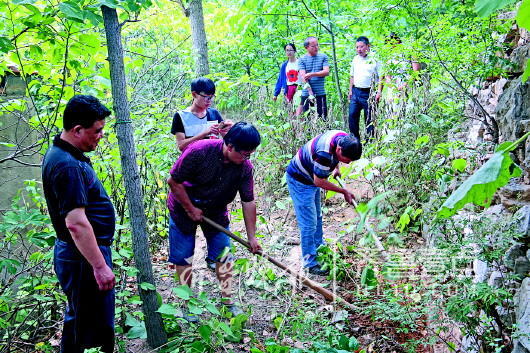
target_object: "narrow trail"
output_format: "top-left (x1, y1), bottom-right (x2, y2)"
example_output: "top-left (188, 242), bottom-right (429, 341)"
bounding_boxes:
top-left (126, 180), bottom-right (452, 352)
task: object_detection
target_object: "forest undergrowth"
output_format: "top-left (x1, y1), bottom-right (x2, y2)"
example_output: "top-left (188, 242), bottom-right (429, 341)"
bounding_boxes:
top-left (1, 0), bottom-right (528, 350)
top-left (3, 81), bottom-right (524, 353)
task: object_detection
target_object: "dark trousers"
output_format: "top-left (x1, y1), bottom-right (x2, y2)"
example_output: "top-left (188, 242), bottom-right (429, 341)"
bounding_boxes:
top-left (54, 240), bottom-right (115, 353)
top-left (301, 94), bottom-right (327, 120)
top-left (348, 88), bottom-right (374, 139)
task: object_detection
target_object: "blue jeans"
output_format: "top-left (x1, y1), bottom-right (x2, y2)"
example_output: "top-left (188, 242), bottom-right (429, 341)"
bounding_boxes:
top-left (168, 216), bottom-right (232, 266)
top-left (286, 173), bottom-right (324, 268)
top-left (54, 240), bottom-right (115, 353)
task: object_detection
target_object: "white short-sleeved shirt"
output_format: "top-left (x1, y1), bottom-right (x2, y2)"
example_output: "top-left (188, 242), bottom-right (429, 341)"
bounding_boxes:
top-left (349, 54), bottom-right (381, 88)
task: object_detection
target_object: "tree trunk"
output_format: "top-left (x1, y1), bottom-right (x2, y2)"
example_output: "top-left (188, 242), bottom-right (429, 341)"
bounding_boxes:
top-left (188, 0), bottom-right (210, 76)
top-left (101, 5), bottom-right (168, 348)
top-left (325, 0), bottom-right (345, 122)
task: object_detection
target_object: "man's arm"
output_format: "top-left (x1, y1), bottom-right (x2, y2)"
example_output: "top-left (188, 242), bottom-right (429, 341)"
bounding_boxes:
top-left (241, 200), bottom-right (261, 254)
top-left (348, 76), bottom-right (355, 99)
top-left (65, 208), bottom-right (115, 291)
top-left (167, 176), bottom-right (203, 221)
top-left (313, 175), bottom-right (354, 204)
top-left (304, 66), bottom-right (329, 80)
top-left (175, 131), bottom-right (210, 152)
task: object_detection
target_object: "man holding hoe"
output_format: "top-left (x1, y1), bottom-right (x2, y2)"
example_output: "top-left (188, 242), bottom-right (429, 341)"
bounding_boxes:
top-left (167, 122), bottom-right (262, 321)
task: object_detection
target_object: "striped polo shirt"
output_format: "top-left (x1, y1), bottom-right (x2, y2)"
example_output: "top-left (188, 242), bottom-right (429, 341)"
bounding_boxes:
top-left (286, 130), bottom-right (347, 185)
top-left (299, 53), bottom-right (329, 96)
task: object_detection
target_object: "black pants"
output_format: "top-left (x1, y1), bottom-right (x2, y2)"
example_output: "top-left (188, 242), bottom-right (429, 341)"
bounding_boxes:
top-left (348, 88), bottom-right (374, 139)
top-left (301, 94), bottom-right (327, 120)
top-left (54, 240), bottom-right (115, 353)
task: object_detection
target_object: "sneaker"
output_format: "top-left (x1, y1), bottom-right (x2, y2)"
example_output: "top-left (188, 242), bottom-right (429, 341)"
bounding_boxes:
top-left (206, 258), bottom-right (216, 272)
top-left (224, 304), bottom-right (244, 317)
top-left (308, 265), bottom-right (329, 276)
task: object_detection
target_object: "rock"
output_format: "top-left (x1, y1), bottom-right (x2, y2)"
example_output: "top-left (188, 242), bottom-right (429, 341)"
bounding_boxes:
top-left (505, 244), bottom-right (527, 270)
top-left (488, 270), bottom-right (504, 287)
top-left (473, 259), bottom-right (489, 283)
top-left (515, 256), bottom-right (530, 278)
top-left (496, 78), bottom-right (530, 162)
top-left (527, 249), bottom-right (530, 261)
top-left (493, 78), bottom-right (508, 96)
top-left (513, 206), bottom-right (530, 237)
top-left (508, 43), bottom-right (530, 74)
top-left (499, 182), bottom-right (530, 208)
top-left (512, 278), bottom-right (530, 353)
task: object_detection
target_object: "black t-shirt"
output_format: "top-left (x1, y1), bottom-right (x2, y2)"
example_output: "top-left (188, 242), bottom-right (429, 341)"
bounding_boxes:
top-left (170, 108), bottom-right (223, 136)
top-left (42, 135), bottom-right (115, 245)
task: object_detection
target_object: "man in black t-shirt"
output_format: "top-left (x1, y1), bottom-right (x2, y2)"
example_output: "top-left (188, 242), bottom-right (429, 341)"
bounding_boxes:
top-left (42, 95), bottom-right (115, 353)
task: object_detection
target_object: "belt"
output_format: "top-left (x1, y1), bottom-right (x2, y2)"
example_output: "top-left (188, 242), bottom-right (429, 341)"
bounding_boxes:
top-left (354, 86), bottom-right (370, 92)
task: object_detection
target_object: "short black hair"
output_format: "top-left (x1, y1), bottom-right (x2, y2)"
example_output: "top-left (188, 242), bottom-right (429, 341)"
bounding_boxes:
top-left (63, 95), bottom-right (111, 131)
top-left (284, 43), bottom-right (296, 52)
top-left (338, 135), bottom-right (362, 161)
top-left (191, 77), bottom-right (215, 95)
top-left (304, 36), bottom-right (317, 48)
top-left (223, 122), bottom-right (261, 152)
top-left (356, 36), bottom-right (370, 46)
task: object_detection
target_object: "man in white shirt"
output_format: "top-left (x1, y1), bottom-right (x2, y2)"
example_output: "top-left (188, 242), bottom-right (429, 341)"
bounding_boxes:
top-left (348, 36), bottom-right (382, 140)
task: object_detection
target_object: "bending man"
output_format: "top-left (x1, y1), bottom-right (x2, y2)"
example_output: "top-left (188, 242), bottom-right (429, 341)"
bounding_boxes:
top-left (286, 131), bottom-right (361, 275)
top-left (167, 122), bottom-right (262, 320)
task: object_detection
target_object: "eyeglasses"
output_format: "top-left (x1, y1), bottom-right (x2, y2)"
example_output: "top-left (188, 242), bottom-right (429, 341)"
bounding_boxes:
top-left (197, 93), bottom-right (215, 101)
top-left (236, 150), bottom-right (253, 160)
top-left (286, 49), bottom-right (295, 52)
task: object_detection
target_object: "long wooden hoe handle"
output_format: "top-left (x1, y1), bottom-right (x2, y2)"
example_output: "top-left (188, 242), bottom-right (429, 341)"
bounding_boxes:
top-left (201, 216), bottom-right (358, 312)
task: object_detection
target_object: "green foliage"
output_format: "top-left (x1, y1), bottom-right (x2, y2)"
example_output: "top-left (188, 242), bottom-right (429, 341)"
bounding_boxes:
top-left (474, 0), bottom-right (516, 17)
top-left (516, 0), bottom-right (530, 30)
top-left (0, 182), bottom-right (61, 352)
top-left (438, 133), bottom-right (529, 218)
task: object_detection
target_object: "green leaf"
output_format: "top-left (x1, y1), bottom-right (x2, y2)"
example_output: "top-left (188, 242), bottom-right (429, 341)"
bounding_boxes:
top-left (516, 0), bottom-right (530, 30)
top-left (156, 303), bottom-right (177, 315)
top-left (438, 151), bottom-right (521, 218)
top-left (97, 0), bottom-right (119, 8)
top-left (360, 265), bottom-right (378, 288)
top-left (199, 325), bottom-right (212, 342)
top-left (59, 2), bottom-right (85, 21)
top-left (522, 59), bottom-right (530, 84)
top-left (126, 323), bottom-right (147, 339)
top-left (475, 0), bottom-right (516, 17)
top-left (414, 135), bottom-right (430, 147)
top-left (139, 282), bottom-right (155, 291)
top-left (273, 316), bottom-right (283, 330)
top-left (451, 158), bottom-right (467, 173)
top-left (0, 37), bottom-right (14, 53)
top-left (172, 285), bottom-right (193, 300)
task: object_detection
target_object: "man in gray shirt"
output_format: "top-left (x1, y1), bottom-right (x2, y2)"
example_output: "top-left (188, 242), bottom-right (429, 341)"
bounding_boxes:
top-left (299, 36), bottom-right (330, 119)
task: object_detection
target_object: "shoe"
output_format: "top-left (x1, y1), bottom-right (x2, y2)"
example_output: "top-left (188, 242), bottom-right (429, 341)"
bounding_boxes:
top-left (206, 258), bottom-right (216, 272)
top-left (181, 309), bottom-right (199, 323)
top-left (224, 304), bottom-right (244, 317)
top-left (308, 265), bottom-right (329, 276)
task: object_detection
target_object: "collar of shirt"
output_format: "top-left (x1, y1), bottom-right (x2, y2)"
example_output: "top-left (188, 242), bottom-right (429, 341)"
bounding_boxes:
top-left (53, 134), bottom-right (91, 163)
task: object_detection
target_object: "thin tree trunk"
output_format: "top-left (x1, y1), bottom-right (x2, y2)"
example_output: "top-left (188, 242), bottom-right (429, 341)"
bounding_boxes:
top-left (189, 0), bottom-right (210, 76)
top-left (101, 5), bottom-right (168, 348)
top-left (325, 0), bottom-right (345, 121)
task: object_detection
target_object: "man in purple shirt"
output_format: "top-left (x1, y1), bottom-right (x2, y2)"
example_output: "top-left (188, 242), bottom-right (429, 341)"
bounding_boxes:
top-left (167, 122), bottom-right (261, 320)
